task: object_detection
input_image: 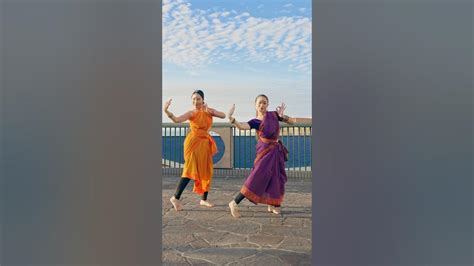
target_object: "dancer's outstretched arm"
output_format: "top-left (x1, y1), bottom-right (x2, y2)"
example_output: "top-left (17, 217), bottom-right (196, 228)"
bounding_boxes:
top-left (207, 107), bottom-right (226, 119)
top-left (276, 102), bottom-right (312, 124)
top-left (167, 111), bottom-right (193, 123)
top-left (288, 117), bottom-right (312, 124)
top-left (228, 104), bottom-right (250, 130)
top-left (164, 98), bottom-right (193, 123)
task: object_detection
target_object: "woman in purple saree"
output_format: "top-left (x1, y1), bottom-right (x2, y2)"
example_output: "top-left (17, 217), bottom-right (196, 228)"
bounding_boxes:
top-left (227, 94), bottom-right (309, 218)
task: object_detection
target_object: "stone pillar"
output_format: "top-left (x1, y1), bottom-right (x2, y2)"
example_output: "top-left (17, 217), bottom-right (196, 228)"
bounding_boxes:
top-left (210, 127), bottom-right (233, 169)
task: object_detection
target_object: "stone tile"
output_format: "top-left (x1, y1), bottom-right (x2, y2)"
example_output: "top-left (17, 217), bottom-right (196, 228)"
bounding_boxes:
top-left (244, 216), bottom-right (274, 225)
top-left (163, 216), bottom-right (190, 226)
top-left (260, 249), bottom-right (311, 265)
top-left (248, 234), bottom-right (285, 248)
top-left (184, 248), bottom-right (258, 265)
top-left (260, 225), bottom-right (311, 239)
top-left (278, 252), bottom-right (312, 266)
top-left (227, 253), bottom-right (284, 265)
top-left (184, 257), bottom-right (216, 265)
top-left (278, 236), bottom-right (312, 253)
top-left (230, 242), bottom-right (261, 249)
top-left (210, 215), bottom-right (242, 225)
top-left (208, 222), bottom-right (261, 235)
top-left (182, 209), bottom-right (228, 222)
top-left (163, 233), bottom-right (196, 248)
top-left (198, 231), bottom-right (247, 247)
top-left (302, 218), bottom-right (312, 228)
top-left (282, 217), bottom-right (304, 227)
top-left (162, 250), bottom-right (189, 265)
top-left (280, 206), bottom-right (312, 216)
top-left (189, 238), bottom-right (211, 249)
top-left (164, 223), bottom-right (210, 234)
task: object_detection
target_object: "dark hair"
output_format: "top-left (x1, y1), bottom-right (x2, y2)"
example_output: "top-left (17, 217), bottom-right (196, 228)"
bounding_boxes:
top-left (255, 94), bottom-right (268, 103)
top-left (192, 89), bottom-right (204, 100)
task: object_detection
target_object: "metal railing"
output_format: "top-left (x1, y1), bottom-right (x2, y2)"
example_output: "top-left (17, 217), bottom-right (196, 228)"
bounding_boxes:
top-left (162, 122), bottom-right (312, 179)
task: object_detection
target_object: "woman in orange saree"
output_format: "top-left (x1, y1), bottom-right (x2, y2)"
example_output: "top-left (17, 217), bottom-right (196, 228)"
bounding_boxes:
top-left (164, 90), bottom-right (226, 211)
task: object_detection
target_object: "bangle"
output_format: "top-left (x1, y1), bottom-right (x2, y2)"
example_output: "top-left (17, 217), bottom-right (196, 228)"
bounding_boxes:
top-left (282, 115), bottom-right (290, 122)
top-left (230, 117), bottom-right (236, 124)
top-left (166, 112), bottom-right (173, 118)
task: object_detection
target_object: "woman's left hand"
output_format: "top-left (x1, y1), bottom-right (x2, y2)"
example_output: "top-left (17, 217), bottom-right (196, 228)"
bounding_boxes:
top-left (228, 104), bottom-right (235, 119)
top-left (276, 102), bottom-right (287, 117)
top-left (202, 103), bottom-right (209, 113)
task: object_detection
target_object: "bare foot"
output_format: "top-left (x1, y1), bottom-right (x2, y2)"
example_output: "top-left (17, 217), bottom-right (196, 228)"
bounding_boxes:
top-left (170, 196), bottom-right (183, 211)
top-left (228, 200), bottom-right (241, 218)
top-left (267, 205), bottom-right (281, 215)
top-left (200, 200), bottom-right (215, 207)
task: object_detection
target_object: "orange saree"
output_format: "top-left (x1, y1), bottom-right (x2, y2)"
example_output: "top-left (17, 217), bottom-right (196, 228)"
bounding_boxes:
top-left (181, 110), bottom-right (217, 195)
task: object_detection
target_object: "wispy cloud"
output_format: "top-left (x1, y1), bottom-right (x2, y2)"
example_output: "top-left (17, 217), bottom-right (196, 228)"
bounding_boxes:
top-left (283, 3), bottom-right (293, 8)
top-left (163, 0), bottom-right (312, 73)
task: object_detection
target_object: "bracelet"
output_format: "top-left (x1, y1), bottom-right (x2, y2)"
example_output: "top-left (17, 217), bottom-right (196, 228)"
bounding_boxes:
top-left (282, 115), bottom-right (290, 122)
top-left (166, 112), bottom-right (174, 118)
top-left (230, 117), bottom-right (236, 124)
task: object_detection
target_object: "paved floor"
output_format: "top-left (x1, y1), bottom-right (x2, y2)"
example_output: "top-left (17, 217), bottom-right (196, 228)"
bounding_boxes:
top-left (162, 176), bottom-right (312, 265)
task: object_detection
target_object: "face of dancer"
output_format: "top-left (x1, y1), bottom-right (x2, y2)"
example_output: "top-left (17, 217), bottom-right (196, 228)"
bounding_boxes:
top-left (192, 93), bottom-right (204, 109)
top-left (255, 96), bottom-right (268, 115)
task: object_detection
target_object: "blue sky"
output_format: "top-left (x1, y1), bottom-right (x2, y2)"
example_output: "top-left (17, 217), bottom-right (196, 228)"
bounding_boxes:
top-left (188, 0), bottom-right (312, 19)
top-left (163, 0), bottom-right (312, 122)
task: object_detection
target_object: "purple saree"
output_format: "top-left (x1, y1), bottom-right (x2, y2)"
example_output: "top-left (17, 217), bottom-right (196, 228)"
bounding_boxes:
top-left (241, 111), bottom-right (288, 206)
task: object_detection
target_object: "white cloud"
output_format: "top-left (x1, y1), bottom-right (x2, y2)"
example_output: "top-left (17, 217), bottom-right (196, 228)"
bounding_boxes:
top-left (299, 8), bottom-right (307, 12)
top-left (235, 12), bottom-right (251, 20)
top-left (163, 0), bottom-right (312, 73)
top-left (283, 3), bottom-right (293, 8)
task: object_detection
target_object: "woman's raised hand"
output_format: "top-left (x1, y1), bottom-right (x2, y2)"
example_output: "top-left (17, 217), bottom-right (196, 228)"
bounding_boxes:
top-left (228, 104), bottom-right (235, 118)
top-left (276, 102), bottom-right (287, 117)
top-left (202, 102), bottom-right (209, 113)
top-left (164, 98), bottom-right (172, 112)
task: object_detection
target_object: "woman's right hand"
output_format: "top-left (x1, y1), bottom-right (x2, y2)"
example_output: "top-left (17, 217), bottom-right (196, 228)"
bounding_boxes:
top-left (164, 98), bottom-right (172, 112)
top-left (228, 104), bottom-right (235, 119)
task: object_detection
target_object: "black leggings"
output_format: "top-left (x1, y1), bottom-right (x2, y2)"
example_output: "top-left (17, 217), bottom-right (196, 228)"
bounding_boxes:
top-left (174, 177), bottom-right (208, 200)
top-left (233, 192), bottom-right (280, 207)
top-left (234, 192), bottom-right (245, 204)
